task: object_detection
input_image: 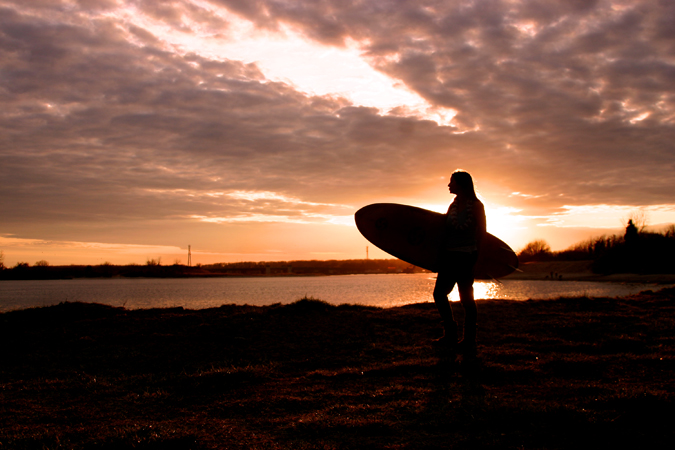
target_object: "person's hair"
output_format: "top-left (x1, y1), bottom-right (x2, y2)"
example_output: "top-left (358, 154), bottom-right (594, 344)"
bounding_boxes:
top-left (451, 170), bottom-right (477, 199)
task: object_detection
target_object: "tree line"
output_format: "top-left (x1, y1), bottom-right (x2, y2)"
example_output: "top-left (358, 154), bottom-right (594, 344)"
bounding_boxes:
top-left (518, 223), bottom-right (675, 274)
top-left (0, 258), bottom-right (425, 280)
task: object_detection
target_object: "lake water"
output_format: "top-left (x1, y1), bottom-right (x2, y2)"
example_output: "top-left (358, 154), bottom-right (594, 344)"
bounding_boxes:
top-left (0, 274), bottom-right (670, 312)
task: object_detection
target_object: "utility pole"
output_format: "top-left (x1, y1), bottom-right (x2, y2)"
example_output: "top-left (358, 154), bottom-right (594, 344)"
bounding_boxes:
top-left (366, 246), bottom-right (369, 260)
top-left (187, 245), bottom-right (192, 267)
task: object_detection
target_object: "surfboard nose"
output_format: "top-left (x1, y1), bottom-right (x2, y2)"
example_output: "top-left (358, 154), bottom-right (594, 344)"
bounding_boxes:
top-left (354, 206), bottom-right (368, 232)
top-left (354, 204), bottom-right (385, 231)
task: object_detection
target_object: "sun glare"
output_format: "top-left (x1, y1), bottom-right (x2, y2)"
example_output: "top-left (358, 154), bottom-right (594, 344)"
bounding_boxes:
top-left (484, 205), bottom-right (526, 241)
top-left (416, 202), bottom-right (526, 242)
top-left (448, 281), bottom-right (500, 302)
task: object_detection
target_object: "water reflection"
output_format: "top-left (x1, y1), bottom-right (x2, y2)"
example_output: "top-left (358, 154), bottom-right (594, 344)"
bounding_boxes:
top-left (466, 281), bottom-right (500, 302)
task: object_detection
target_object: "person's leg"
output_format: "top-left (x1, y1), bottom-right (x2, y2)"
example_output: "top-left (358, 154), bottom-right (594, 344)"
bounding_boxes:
top-left (433, 266), bottom-right (458, 344)
top-left (457, 280), bottom-right (477, 348)
top-left (456, 252), bottom-right (478, 354)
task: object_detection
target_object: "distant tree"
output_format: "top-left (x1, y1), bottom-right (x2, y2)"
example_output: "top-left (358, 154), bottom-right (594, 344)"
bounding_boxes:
top-left (13, 262), bottom-right (30, 269)
top-left (665, 225), bottom-right (675, 239)
top-left (625, 219), bottom-right (638, 244)
top-left (518, 240), bottom-right (553, 262)
top-left (0, 250), bottom-right (4, 269)
top-left (624, 210), bottom-right (648, 232)
top-left (146, 257), bottom-right (162, 266)
top-left (556, 234), bottom-right (622, 261)
top-left (34, 260), bottom-right (50, 267)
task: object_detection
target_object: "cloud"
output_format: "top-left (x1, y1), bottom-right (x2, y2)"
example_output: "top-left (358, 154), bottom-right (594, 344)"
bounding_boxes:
top-left (1, 0), bottom-right (674, 262)
top-left (0, 2), bottom-right (472, 228)
top-left (0, 234), bottom-right (182, 254)
top-left (204, 0), bottom-right (675, 207)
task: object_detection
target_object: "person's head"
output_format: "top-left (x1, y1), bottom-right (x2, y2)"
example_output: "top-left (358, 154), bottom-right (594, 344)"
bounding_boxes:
top-left (448, 170), bottom-right (476, 198)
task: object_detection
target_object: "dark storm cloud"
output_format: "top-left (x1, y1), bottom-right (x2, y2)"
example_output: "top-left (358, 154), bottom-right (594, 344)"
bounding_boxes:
top-left (1, 0), bottom-right (674, 239)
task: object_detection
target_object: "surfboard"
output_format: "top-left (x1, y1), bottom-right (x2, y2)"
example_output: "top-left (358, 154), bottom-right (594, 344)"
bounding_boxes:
top-left (355, 203), bottom-right (519, 279)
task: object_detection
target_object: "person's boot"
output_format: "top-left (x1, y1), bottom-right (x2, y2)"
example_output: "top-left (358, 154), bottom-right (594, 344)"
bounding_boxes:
top-left (458, 323), bottom-right (476, 357)
top-left (434, 321), bottom-right (458, 349)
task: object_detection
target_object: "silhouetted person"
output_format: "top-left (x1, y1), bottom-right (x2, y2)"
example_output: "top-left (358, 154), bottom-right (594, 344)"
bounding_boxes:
top-left (433, 170), bottom-right (486, 357)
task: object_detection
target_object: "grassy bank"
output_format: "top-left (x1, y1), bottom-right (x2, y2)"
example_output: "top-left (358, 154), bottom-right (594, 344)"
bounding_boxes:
top-left (504, 260), bottom-right (675, 284)
top-left (2, 289), bottom-right (675, 449)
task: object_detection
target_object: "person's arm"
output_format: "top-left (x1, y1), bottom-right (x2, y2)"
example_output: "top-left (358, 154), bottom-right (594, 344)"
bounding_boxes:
top-left (474, 200), bottom-right (487, 250)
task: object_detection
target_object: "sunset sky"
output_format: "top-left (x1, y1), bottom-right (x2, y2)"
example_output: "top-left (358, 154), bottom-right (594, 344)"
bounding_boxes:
top-left (1, 0), bottom-right (674, 266)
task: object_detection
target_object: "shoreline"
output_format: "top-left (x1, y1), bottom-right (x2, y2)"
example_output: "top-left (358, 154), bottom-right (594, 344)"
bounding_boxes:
top-left (506, 272), bottom-right (675, 284)
top-left (503, 260), bottom-right (675, 284)
top-left (3, 269), bottom-right (675, 284)
top-left (5, 259), bottom-right (675, 284)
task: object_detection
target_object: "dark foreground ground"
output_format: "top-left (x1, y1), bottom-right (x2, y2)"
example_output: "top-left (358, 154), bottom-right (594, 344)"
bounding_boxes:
top-left (2, 288), bottom-right (675, 449)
